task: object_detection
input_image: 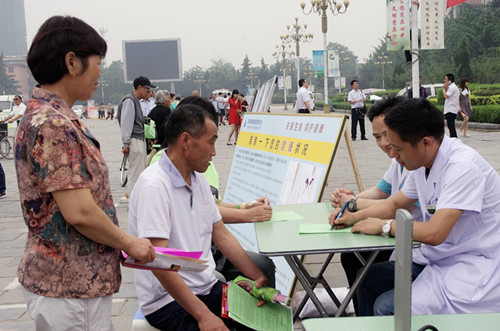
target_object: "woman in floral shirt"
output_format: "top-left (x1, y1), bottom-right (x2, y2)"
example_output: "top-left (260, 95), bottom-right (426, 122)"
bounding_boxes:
top-left (15, 16), bottom-right (155, 330)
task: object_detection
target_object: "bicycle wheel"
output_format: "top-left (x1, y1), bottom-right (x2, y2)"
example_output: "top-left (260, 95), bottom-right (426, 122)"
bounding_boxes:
top-left (120, 154), bottom-right (128, 187)
top-left (0, 136), bottom-right (14, 159)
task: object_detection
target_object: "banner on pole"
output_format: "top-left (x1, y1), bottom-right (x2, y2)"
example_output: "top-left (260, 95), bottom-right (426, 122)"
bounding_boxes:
top-left (421, 0), bottom-right (445, 50)
top-left (386, 0), bottom-right (410, 51)
top-left (327, 50), bottom-right (340, 78)
top-left (312, 50), bottom-right (324, 78)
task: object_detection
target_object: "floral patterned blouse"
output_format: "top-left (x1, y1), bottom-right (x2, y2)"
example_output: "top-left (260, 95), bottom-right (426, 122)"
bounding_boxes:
top-left (14, 87), bottom-right (121, 298)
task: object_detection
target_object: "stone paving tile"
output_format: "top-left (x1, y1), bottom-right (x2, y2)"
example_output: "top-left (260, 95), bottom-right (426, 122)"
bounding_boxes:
top-left (1, 106), bottom-right (499, 330)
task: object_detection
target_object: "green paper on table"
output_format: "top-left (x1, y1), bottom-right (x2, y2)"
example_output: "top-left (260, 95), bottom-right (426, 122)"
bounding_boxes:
top-left (269, 210), bottom-right (304, 222)
top-left (299, 223), bottom-right (353, 234)
top-left (227, 281), bottom-right (292, 331)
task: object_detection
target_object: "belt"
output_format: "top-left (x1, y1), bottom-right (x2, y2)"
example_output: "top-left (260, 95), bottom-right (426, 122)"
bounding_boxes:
top-left (352, 107), bottom-right (363, 110)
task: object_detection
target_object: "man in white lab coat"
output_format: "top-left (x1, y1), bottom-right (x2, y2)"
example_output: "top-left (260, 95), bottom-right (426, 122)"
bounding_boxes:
top-left (330, 98), bottom-right (500, 316)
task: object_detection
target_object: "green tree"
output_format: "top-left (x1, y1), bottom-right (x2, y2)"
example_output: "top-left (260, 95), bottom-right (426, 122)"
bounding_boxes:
top-left (453, 38), bottom-right (473, 80)
top-left (0, 54), bottom-right (20, 95)
top-left (100, 60), bottom-right (130, 103)
top-left (206, 59), bottom-right (238, 93)
top-left (239, 54), bottom-right (252, 84)
top-left (256, 57), bottom-right (269, 86)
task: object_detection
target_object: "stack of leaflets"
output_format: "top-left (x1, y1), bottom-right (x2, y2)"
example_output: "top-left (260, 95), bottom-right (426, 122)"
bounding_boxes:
top-left (121, 247), bottom-right (208, 273)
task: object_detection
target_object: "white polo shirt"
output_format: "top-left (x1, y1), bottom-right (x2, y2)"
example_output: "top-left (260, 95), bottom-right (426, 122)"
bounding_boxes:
top-left (128, 151), bottom-right (221, 316)
top-left (444, 83), bottom-right (460, 114)
top-left (12, 102), bottom-right (26, 117)
top-left (348, 89), bottom-right (366, 109)
top-left (296, 86), bottom-right (312, 110)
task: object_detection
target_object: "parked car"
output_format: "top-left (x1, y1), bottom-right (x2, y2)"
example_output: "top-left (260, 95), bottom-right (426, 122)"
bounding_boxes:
top-left (397, 83), bottom-right (443, 99)
top-left (72, 105), bottom-right (83, 118)
top-left (362, 88), bottom-right (385, 103)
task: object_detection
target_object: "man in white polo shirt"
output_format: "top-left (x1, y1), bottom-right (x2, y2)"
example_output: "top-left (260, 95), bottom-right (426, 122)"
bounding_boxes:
top-left (1, 95), bottom-right (26, 126)
top-left (348, 80), bottom-right (367, 141)
top-left (443, 73), bottom-right (460, 138)
top-left (296, 79), bottom-right (313, 114)
top-left (128, 103), bottom-right (268, 330)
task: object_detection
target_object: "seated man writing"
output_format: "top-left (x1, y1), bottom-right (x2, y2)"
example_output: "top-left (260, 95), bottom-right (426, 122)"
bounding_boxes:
top-left (330, 98), bottom-right (500, 316)
top-left (129, 104), bottom-right (268, 330)
top-left (329, 96), bottom-right (423, 314)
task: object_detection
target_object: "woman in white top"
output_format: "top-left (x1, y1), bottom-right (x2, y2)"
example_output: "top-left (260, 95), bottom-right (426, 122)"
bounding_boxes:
top-left (458, 77), bottom-right (473, 137)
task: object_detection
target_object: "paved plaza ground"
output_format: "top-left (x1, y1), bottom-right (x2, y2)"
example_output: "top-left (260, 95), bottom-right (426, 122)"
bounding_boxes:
top-left (1, 105), bottom-right (499, 330)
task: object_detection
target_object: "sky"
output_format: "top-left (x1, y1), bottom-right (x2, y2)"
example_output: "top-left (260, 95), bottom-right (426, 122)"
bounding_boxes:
top-left (24, 0), bottom-right (387, 71)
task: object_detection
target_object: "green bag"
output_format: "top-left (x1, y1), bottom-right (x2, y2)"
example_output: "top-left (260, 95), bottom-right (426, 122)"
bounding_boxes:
top-left (144, 119), bottom-right (156, 139)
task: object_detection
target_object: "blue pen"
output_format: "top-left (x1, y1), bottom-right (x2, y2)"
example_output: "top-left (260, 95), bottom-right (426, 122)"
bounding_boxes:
top-left (331, 201), bottom-right (349, 230)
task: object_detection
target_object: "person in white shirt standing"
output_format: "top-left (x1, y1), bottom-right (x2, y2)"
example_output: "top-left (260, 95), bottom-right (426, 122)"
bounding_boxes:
top-left (296, 79), bottom-right (313, 114)
top-left (443, 73), bottom-right (460, 138)
top-left (1, 95), bottom-right (26, 126)
top-left (348, 80), bottom-right (367, 141)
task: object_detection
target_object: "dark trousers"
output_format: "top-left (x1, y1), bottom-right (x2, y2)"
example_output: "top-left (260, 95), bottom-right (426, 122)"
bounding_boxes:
top-left (218, 109), bottom-right (225, 123)
top-left (444, 112), bottom-right (457, 138)
top-left (351, 107), bottom-right (366, 140)
top-left (357, 261), bottom-right (426, 316)
top-left (341, 250), bottom-right (393, 315)
top-left (145, 281), bottom-right (252, 331)
top-left (0, 162), bottom-right (5, 194)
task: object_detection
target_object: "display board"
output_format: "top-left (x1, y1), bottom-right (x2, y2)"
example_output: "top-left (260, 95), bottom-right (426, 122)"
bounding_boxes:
top-left (250, 76), bottom-right (277, 113)
top-left (122, 38), bottom-right (183, 83)
top-left (224, 113), bottom-right (347, 294)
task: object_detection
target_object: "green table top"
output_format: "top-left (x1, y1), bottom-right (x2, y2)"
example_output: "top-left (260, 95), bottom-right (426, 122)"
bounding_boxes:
top-left (254, 202), bottom-right (398, 256)
top-left (301, 313), bottom-right (500, 331)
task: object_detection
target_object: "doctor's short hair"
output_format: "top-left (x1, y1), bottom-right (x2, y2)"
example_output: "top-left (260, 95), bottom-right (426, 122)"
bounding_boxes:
top-left (298, 79), bottom-right (306, 88)
top-left (384, 98), bottom-right (444, 147)
top-left (367, 96), bottom-right (406, 122)
top-left (163, 103), bottom-right (216, 146)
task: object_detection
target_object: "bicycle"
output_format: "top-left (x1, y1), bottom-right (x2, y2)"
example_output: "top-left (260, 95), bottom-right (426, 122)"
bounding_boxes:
top-left (0, 123), bottom-right (14, 159)
top-left (120, 154), bottom-right (128, 187)
top-left (0, 136), bottom-right (14, 159)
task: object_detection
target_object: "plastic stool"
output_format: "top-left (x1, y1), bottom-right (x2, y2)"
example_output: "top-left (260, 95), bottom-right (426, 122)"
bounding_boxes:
top-left (132, 309), bottom-right (161, 331)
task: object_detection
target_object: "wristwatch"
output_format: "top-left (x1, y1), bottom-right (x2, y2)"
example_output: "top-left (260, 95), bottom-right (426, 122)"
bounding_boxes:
top-left (347, 196), bottom-right (358, 212)
top-left (382, 219), bottom-right (395, 238)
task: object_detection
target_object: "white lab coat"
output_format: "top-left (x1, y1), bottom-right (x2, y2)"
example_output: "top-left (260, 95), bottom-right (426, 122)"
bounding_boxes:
top-left (402, 136), bottom-right (500, 314)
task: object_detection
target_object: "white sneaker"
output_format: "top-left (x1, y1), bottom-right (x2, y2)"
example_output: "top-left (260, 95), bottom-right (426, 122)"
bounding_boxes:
top-left (120, 195), bottom-right (129, 202)
top-left (465, 134), bottom-right (471, 138)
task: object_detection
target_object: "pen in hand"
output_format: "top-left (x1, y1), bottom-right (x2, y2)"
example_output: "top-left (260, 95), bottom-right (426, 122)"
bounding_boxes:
top-left (331, 201), bottom-right (349, 230)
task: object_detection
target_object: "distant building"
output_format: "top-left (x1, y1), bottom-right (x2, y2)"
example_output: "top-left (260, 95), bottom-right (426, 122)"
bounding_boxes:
top-left (4, 55), bottom-right (35, 99)
top-left (0, 0), bottom-right (31, 98)
top-left (0, 0), bottom-right (28, 56)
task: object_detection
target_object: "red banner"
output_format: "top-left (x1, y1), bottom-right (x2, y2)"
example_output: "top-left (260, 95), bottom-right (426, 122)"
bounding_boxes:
top-left (447, 0), bottom-right (468, 8)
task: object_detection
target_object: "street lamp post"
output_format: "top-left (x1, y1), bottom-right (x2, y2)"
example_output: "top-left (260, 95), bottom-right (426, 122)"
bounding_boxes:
top-left (273, 42), bottom-right (295, 110)
top-left (336, 46), bottom-right (350, 94)
top-left (286, 17), bottom-right (313, 91)
top-left (301, 0), bottom-right (350, 114)
top-left (374, 53), bottom-right (392, 90)
top-left (246, 71), bottom-right (255, 90)
top-left (98, 78), bottom-right (109, 104)
top-left (194, 73), bottom-right (206, 97)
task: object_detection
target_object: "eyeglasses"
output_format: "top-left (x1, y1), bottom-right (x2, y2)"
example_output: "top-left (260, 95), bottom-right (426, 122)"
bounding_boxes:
top-left (14, 98), bottom-right (19, 101)
top-left (144, 87), bottom-right (151, 93)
